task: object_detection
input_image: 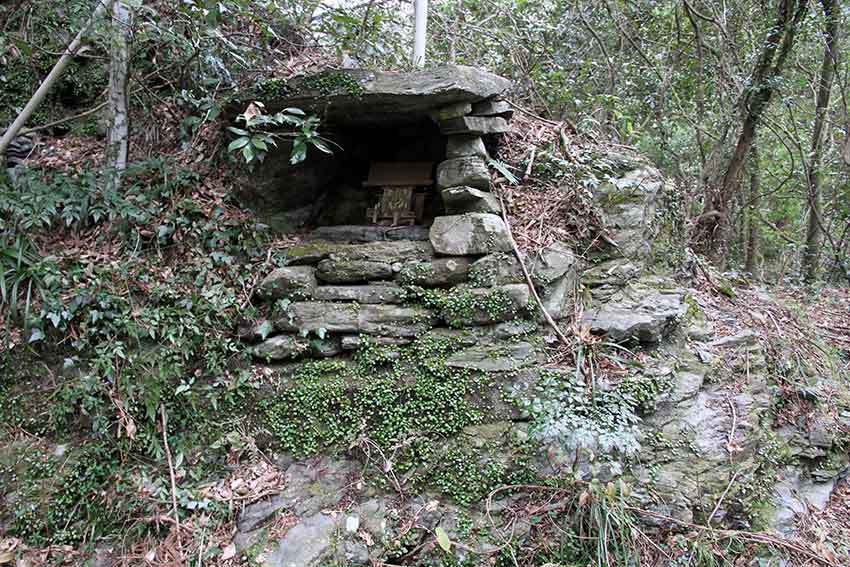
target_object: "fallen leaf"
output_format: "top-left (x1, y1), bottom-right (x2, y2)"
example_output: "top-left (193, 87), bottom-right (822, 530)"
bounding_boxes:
top-left (221, 544), bottom-right (236, 561)
top-left (435, 527), bottom-right (451, 552)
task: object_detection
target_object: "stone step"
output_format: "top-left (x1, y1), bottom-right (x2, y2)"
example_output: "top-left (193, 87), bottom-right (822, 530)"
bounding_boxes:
top-left (309, 225), bottom-right (430, 243)
top-left (275, 302), bottom-right (435, 337)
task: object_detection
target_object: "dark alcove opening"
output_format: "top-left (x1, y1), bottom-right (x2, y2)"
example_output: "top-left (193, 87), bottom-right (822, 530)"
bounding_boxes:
top-left (309, 118), bottom-right (447, 228)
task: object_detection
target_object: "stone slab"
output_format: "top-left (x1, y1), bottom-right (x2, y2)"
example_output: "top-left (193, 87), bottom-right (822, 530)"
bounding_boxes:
top-left (275, 302), bottom-right (434, 337)
top-left (243, 66), bottom-right (511, 127)
top-left (471, 99), bottom-right (513, 116)
top-left (308, 225), bottom-right (430, 243)
top-left (313, 285), bottom-right (406, 304)
top-left (316, 259), bottom-right (394, 283)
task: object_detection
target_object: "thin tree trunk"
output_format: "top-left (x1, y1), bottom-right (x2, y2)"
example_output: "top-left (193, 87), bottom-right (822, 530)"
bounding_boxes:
top-left (105, 0), bottom-right (134, 192)
top-left (802, 0), bottom-right (839, 282)
top-left (744, 145), bottom-right (761, 275)
top-left (0, 0), bottom-right (109, 156)
top-left (695, 0), bottom-right (809, 265)
top-left (683, 0), bottom-right (707, 172)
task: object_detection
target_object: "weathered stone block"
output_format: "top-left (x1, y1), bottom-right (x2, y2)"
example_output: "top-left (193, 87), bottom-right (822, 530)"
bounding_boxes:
top-left (436, 157), bottom-right (490, 190)
top-left (309, 225), bottom-right (430, 243)
top-left (257, 266), bottom-right (317, 300)
top-left (439, 115), bottom-right (510, 135)
top-left (358, 305), bottom-right (435, 337)
top-left (441, 186), bottom-right (501, 215)
top-left (539, 273), bottom-right (576, 321)
top-left (316, 259), bottom-right (394, 283)
top-left (251, 335), bottom-right (309, 360)
top-left (429, 102), bottom-right (472, 121)
top-left (313, 285), bottom-right (406, 304)
top-left (282, 241), bottom-right (342, 265)
top-left (529, 241), bottom-right (579, 321)
top-left (471, 99), bottom-right (513, 116)
top-left (275, 302), bottom-right (433, 337)
top-left (309, 336), bottom-right (343, 357)
top-left (447, 341), bottom-right (534, 372)
top-left (464, 284), bottom-right (531, 325)
top-left (581, 281), bottom-right (687, 343)
top-left (468, 253), bottom-right (523, 287)
top-left (327, 240), bottom-right (434, 263)
top-left (340, 335), bottom-right (412, 350)
top-left (429, 213), bottom-right (512, 255)
top-left (446, 135), bottom-right (488, 159)
top-left (530, 241), bottom-right (578, 285)
top-left (275, 302), bottom-right (361, 333)
top-left (397, 257), bottom-right (470, 286)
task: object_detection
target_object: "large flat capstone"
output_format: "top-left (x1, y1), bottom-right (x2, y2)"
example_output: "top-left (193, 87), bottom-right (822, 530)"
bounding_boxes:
top-left (247, 66), bottom-right (511, 127)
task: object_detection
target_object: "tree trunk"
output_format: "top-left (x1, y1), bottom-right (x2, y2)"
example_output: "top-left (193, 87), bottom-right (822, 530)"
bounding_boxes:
top-left (694, 0), bottom-right (809, 265)
top-left (105, 0), bottom-right (134, 192)
top-left (0, 0), bottom-right (109, 156)
top-left (413, 0), bottom-right (428, 67)
top-left (744, 145), bottom-right (761, 275)
top-left (801, 0), bottom-right (839, 282)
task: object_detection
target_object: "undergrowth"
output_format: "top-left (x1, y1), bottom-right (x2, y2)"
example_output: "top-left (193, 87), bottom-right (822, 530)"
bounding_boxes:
top-left (0, 159), bottom-right (273, 547)
top-left (261, 335), bottom-right (535, 503)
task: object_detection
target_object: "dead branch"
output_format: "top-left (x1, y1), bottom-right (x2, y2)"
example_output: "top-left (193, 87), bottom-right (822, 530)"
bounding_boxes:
top-left (498, 192), bottom-right (572, 347)
top-left (159, 404), bottom-right (182, 549)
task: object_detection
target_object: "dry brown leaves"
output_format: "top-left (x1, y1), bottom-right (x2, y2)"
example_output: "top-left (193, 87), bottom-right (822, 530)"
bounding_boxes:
top-left (28, 134), bottom-right (103, 172)
top-left (112, 460), bottom-right (291, 567)
top-left (795, 479), bottom-right (850, 565)
top-left (203, 460), bottom-right (285, 505)
top-left (497, 112), bottom-right (601, 257)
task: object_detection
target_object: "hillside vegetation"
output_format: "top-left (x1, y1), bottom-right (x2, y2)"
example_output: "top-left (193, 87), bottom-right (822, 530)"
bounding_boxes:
top-left (0, 1), bottom-right (849, 566)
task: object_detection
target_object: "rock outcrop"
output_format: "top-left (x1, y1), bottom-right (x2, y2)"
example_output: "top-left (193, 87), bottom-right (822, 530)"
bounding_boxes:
top-left (231, 77), bottom-right (850, 567)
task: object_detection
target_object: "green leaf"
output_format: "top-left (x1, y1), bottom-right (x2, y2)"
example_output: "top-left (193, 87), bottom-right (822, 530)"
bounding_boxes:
top-left (290, 140), bottom-right (307, 164)
top-left (282, 107), bottom-right (306, 116)
top-left (435, 527), bottom-right (451, 552)
top-left (257, 320), bottom-right (274, 340)
top-left (227, 127), bottom-right (250, 136)
top-left (228, 138), bottom-right (250, 152)
top-left (488, 158), bottom-right (519, 185)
